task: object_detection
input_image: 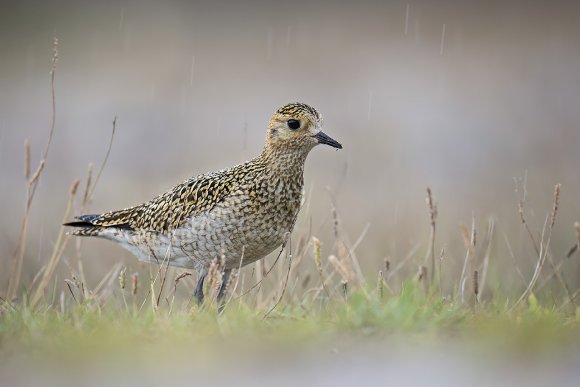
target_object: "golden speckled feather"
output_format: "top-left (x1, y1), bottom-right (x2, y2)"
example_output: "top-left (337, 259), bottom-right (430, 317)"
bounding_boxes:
top-left (65, 102), bottom-right (342, 304)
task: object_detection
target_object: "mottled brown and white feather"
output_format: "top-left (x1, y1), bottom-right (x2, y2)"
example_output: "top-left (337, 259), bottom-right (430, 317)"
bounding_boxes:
top-left (65, 103), bottom-right (341, 274)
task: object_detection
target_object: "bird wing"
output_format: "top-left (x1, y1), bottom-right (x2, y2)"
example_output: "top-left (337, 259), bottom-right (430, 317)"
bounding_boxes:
top-left (65, 168), bottom-right (243, 233)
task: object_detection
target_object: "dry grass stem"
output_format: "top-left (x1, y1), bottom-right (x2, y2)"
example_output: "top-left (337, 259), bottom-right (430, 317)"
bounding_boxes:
top-left (326, 196), bottom-right (366, 286)
top-left (264, 233), bottom-right (293, 318)
top-left (64, 279), bottom-right (79, 305)
top-left (156, 255), bottom-right (173, 308)
top-left (206, 258), bottom-right (219, 302)
top-left (88, 116), bottom-right (117, 202)
top-left (341, 280), bottom-right (348, 301)
top-left (82, 163), bottom-right (94, 210)
top-left (225, 247), bottom-right (245, 305)
top-left (119, 266), bottom-right (128, 310)
top-left (567, 222), bottom-right (580, 258)
top-left (30, 179), bottom-right (79, 308)
top-left (417, 265), bottom-right (428, 294)
top-left (478, 219), bottom-right (495, 300)
top-left (92, 263), bottom-right (123, 304)
top-left (24, 139), bottom-right (30, 179)
top-left (168, 272), bottom-right (192, 313)
top-left (560, 287), bottom-right (580, 310)
top-left (459, 214), bottom-right (476, 303)
top-left (545, 249), bottom-right (574, 306)
top-left (550, 184), bottom-right (561, 228)
top-left (386, 243), bottom-right (421, 282)
top-left (503, 232), bottom-right (527, 286)
top-left (344, 224), bottom-right (369, 286)
top-left (515, 177), bottom-right (540, 256)
top-left (118, 267), bottom-right (126, 289)
top-left (331, 207), bottom-right (339, 239)
top-left (423, 187), bottom-right (438, 287)
top-left (438, 246), bottom-right (445, 294)
top-left (6, 37), bottom-right (59, 300)
top-left (515, 184), bottom-right (561, 307)
top-left (312, 237), bottom-right (329, 297)
top-left (131, 273), bottom-right (139, 296)
top-left (472, 270), bottom-right (479, 303)
top-left (149, 273), bottom-right (158, 313)
top-left (535, 192), bottom-right (576, 306)
top-left (328, 255), bottom-right (352, 283)
top-left (235, 223), bottom-right (295, 303)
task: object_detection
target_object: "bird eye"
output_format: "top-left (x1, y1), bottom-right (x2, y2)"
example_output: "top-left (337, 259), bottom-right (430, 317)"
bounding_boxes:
top-left (287, 119), bottom-right (301, 130)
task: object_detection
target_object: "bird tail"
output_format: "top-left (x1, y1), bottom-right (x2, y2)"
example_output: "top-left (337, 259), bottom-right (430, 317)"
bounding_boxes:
top-left (63, 214), bottom-right (105, 236)
top-left (64, 211), bottom-right (135, 237)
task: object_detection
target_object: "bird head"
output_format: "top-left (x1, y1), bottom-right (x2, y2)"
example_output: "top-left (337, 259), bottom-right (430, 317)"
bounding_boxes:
top-left (265, 103), bottom-right (342, 154)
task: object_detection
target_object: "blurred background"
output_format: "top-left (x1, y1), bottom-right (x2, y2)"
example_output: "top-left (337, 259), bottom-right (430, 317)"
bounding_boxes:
top-left (1, 0), bottom-right (579, 298)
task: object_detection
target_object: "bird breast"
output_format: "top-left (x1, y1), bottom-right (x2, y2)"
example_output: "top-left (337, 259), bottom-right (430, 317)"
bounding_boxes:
top-left (175, 175), bottom-right (304, 269)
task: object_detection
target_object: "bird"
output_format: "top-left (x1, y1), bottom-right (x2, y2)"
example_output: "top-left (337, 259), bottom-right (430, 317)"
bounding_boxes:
top-left (64, 102), bottom-right (342, 305)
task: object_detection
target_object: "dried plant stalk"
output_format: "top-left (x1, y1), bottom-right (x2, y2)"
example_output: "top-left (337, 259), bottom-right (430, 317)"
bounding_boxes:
top-left (472, 270), bottom-right (479, 302)
top-left (6, 37), bottom-right (59, 300)
top-left (328, 255), bottom-right (351, 283)
top-left (423, 187), bottom-right (437, 287)
top-left (30, 179), bottom-right (79, 307)
top-left (131, 273), bottom-right (139, 296)
top-left (515, 183), bottom-right (561, 307)
top-left (24, 140), bottom-right (30, 180)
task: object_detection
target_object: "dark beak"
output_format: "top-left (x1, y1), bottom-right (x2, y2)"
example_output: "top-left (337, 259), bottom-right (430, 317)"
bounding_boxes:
top-left (313, 131), bottom-right (342, 149)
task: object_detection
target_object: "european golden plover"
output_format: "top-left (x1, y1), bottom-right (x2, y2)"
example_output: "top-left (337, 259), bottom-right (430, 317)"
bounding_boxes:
top-left (65, 103), bottom-right (342, 304)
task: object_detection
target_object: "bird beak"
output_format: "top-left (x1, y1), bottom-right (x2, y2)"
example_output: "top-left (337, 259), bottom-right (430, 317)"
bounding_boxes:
top-left (313, 131), bottom-right (342, 149)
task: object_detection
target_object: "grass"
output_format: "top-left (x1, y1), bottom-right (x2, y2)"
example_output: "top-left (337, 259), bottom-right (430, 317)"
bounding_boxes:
top-left (2, 39), bottom-right (580, 383)
top-left (2, 284), bottom-right (579, 365)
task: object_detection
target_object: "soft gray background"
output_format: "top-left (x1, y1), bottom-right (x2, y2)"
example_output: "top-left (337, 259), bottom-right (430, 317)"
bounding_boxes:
top-left (1, 0), bottom-right (579, 294)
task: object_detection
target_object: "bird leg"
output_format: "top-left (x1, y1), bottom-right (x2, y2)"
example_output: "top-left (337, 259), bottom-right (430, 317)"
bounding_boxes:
top-left (217, 269), bottom-right (230, 301)
top-left (217, 269), bottom-right (231, 312)
top-left (194, 271), bottom-right (207, 305)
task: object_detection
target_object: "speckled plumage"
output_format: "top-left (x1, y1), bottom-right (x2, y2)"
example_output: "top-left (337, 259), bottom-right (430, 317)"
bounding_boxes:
top-left (65, 102), bottom-right (342, 302)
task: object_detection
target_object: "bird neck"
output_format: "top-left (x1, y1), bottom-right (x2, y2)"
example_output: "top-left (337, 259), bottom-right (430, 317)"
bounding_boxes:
top-left (259, 144), bottom-right (309, 179)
